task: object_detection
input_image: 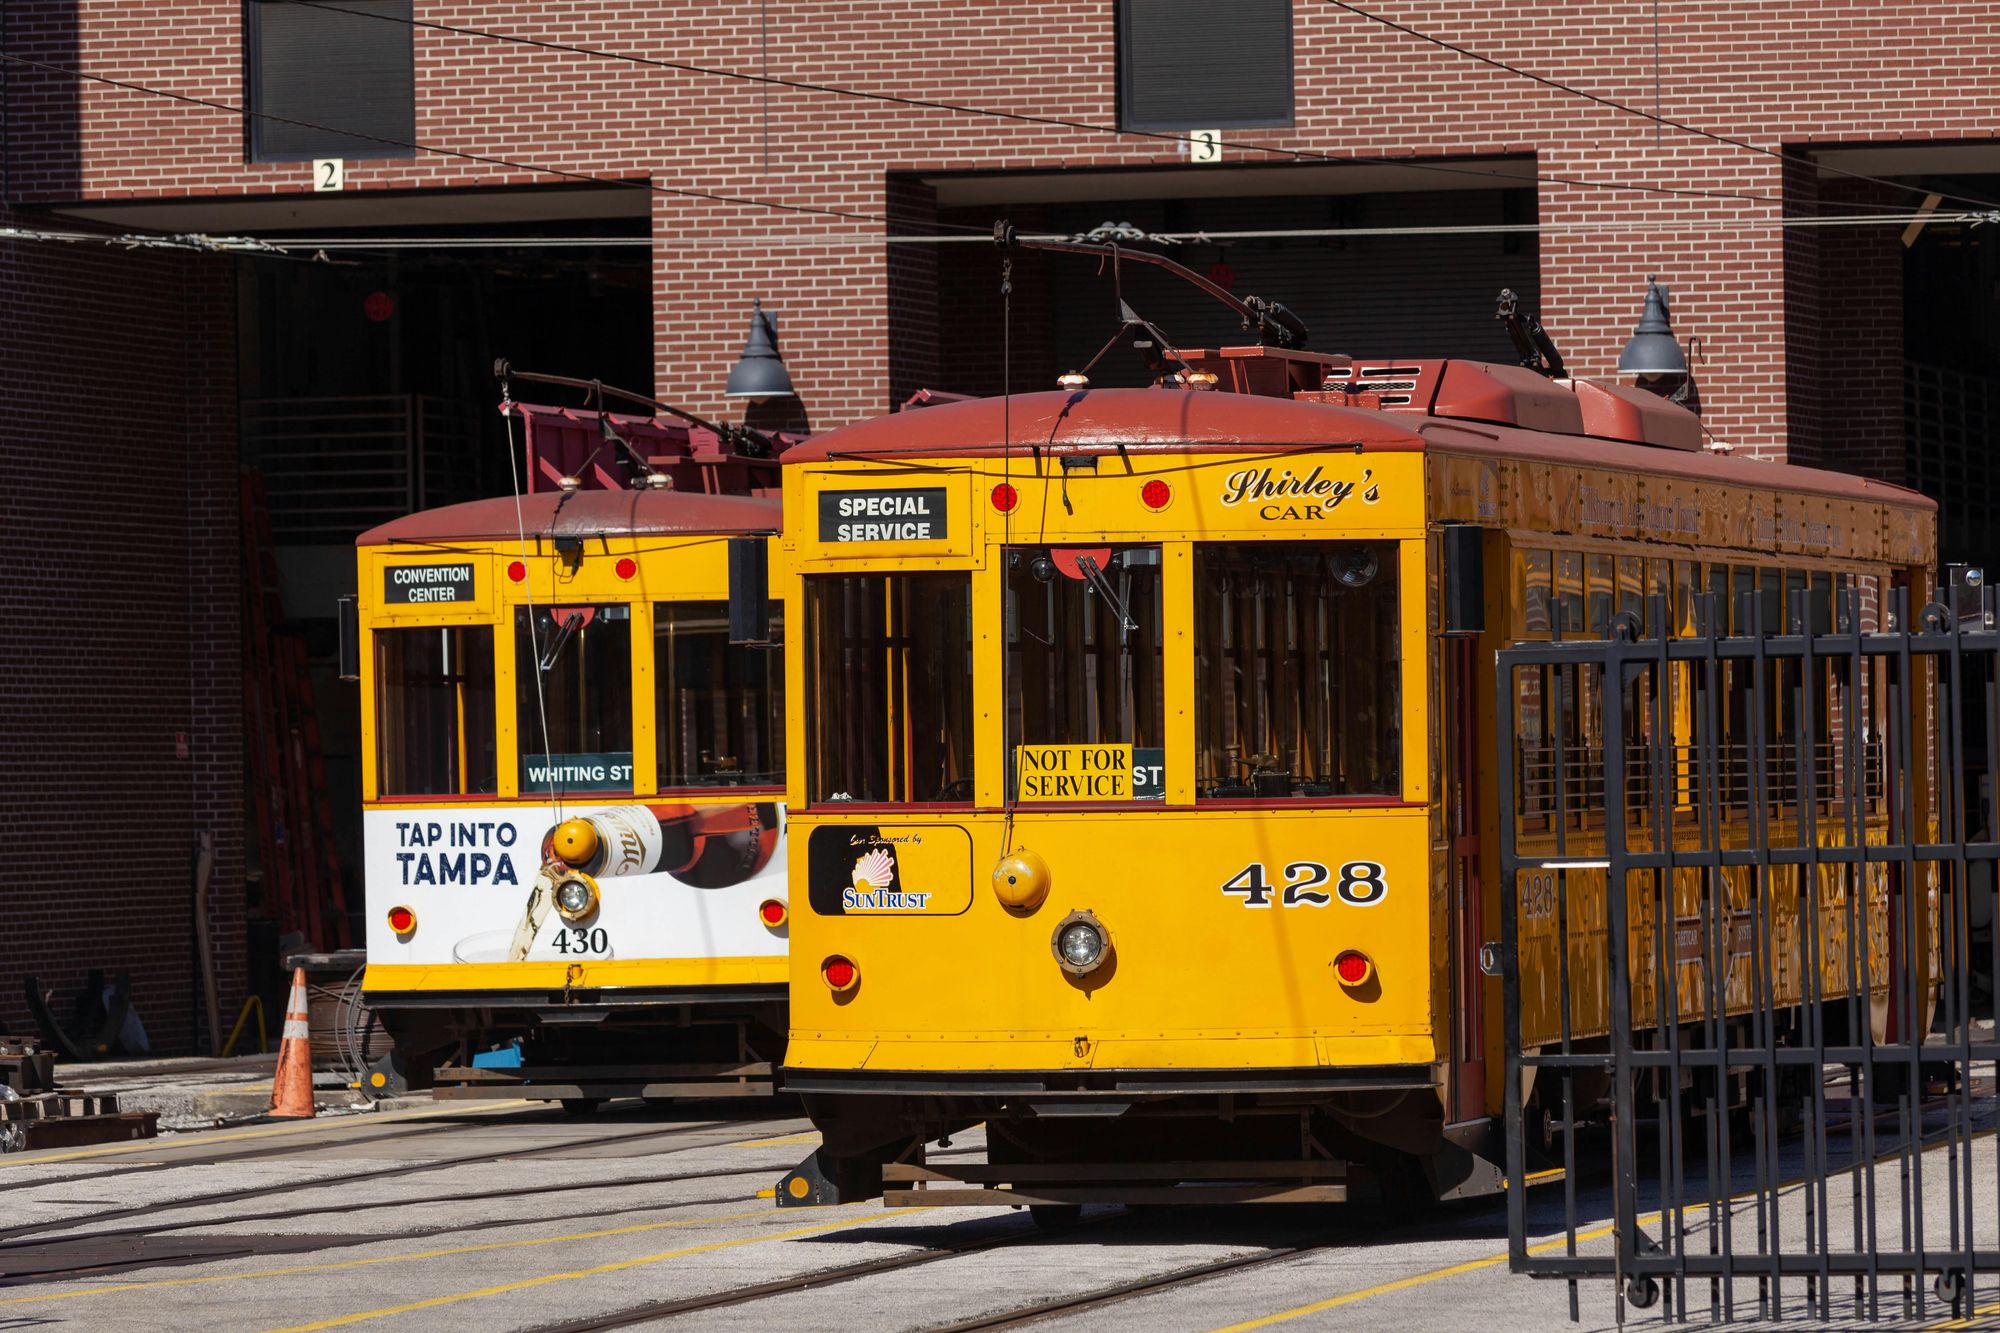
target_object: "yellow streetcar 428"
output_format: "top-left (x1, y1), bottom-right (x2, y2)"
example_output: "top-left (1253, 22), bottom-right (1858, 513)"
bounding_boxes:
top-left (770, 336), bottom-right (1935, 1209)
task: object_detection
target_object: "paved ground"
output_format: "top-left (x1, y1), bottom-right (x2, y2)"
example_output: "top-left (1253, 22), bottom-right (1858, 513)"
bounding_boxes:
top-left (0, 1088), bottom-right (1996, 1331)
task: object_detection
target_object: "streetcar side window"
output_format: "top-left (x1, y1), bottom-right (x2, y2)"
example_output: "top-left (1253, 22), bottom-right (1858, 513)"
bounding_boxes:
top-left (374, 626), bottom-right (497, 796)
top-left (1194, 541), bottom-right (1400, 799)
top-left (1005, 545), bottom-right (1164, 799)
top-left (516, 604), bottom-right (633, 794)
top-left (654, 601), bottom-right (784, 787)
top-left (804, 573), bottom-right (974, 804)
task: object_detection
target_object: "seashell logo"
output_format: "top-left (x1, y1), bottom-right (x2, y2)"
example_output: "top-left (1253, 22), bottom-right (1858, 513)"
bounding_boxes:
top-left (851, 848), bottom-right (895, 893)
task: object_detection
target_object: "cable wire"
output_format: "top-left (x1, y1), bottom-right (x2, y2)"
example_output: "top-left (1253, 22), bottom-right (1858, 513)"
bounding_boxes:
top-left (1317, 0), bottom-right (2000, 212)
top-left (0, 49), bottom-right (978, 231)
top-left (283, 0), bottom-right (1909, 213)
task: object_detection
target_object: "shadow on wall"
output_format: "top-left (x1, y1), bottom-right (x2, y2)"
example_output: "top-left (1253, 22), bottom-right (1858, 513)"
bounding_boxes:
top-left (3, 0), bottom-right (84, 204)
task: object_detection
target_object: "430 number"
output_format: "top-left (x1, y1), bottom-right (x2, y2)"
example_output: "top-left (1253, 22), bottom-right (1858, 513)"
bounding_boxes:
top-left (1221, 860), bottom-right (1387, 908)
top-left (551, 926), bottom-right (610, 954)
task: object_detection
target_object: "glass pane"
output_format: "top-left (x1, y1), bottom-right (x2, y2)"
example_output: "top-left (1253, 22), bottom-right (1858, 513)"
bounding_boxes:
top-left (1587, 553), bottom-right (1615, 637)
top-left (516, 604), bottom-right (633, 794)
top-left (1522, 548), bottom-right (1553, 636)
top-left (654, 602), bottom-right (784, 787)
top-left (804, 573), bottom-right (974, 804)
top-left (1557, 550), bottom-right (1585, 634)
top-left (1006, 545), bottom-right (1164, 779)
top-left (374, 626), bottom-right (495, 796)
top-left (1195, 541), bottom-right (1400, 799)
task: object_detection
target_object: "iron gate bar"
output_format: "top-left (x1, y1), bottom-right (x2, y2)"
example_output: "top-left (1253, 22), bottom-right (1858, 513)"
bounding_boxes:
top-left (1500, 586), bottom-right (2000, 1323)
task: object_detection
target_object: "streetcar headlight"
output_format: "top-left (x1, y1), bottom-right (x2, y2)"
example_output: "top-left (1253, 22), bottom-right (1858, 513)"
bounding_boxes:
top-left (1051, 910), bottom-right (1111, 978)
top-left (554, 873), bottom-right (599, 922)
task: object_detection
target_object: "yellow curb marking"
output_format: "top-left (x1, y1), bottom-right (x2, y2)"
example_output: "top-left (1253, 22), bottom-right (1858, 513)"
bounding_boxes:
top-left (0, 1206), bottom-right (789, 1305)
top-left (258, 1209), bottom-right (898, 1332)
top-left (0, 1099), bottom-right (531, 1169)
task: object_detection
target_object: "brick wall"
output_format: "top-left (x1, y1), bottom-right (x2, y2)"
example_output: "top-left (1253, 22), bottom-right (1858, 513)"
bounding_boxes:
top-left (4, 1), bottom-right (1994, 451)
top-left (2, 1), bottom-right (1992, 1051)
top-left (0, 199), bottom-right (244, 1053)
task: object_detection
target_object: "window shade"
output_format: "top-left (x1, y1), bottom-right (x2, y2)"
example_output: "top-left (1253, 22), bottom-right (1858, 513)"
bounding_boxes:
top-left (248, 0), bottom-right (415, 162)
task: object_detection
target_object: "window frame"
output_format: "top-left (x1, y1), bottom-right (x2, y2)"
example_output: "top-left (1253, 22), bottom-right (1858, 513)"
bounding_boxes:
top-left (1114, 0), bottom-right (1297, 132)
top-left (244, 0), bottom-right (418, 164)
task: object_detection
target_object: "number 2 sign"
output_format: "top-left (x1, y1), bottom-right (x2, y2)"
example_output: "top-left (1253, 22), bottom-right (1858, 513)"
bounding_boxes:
top-left (313, 158), bottom-right (345, 192)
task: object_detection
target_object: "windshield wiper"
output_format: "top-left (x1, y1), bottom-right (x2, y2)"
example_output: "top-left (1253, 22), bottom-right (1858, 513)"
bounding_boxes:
top-left (538, 611), bottom-right (586, 671)
top-left (1074, 555), bottom-right (1137, 635)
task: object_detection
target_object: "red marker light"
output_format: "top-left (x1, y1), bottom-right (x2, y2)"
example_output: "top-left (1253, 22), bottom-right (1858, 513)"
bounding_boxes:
top-left (615, 557), bottom-right (637, 580)
top-left (387, 905), bottom-right (417, 934)
top-left (991, 482), bottom-right (1019, 513)
top-left (822, 956), bottom-right (859, 992)
top-left (507, 560), bottom-right (527, 583)
top-left (759, 899), bottom-right (788, 928)
top-left (1140, 479), bottom-right (1172, 510)
top-left (1334, 950), bottom-right (1373, 986)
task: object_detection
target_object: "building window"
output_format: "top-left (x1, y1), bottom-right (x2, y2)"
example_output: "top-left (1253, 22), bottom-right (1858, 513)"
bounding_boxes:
top-left (246, 0), bottom-right (415, 163)
top-left (1117, 0), bottom-right (1294, 131)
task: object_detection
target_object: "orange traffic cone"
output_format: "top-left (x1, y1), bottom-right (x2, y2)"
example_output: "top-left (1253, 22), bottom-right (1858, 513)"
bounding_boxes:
top-left (268, 967), bottom-right (316, 1118)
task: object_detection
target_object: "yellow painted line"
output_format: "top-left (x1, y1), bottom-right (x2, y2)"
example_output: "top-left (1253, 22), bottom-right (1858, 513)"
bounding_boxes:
top-left (0, 1098), bottom-right (531, 1169)
top-left (1206, 1225), bottom-right (1619, 1333)
top-left (1501, 1167), bottom-right (1565, 1190)
top-left (756, 1187), bottom-right (777, 1198)
top-left (737, 1130), bottom-right (822, 1148)
top-left (258, 1209), bottom-right (899, 1332)
top-left (1214, 1126), bottom-right (2000, 1332)
top-left (0, 1205), bottom-right (784, 1306)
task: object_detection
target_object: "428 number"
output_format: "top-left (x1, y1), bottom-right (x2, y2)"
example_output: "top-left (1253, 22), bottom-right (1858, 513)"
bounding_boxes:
top-left (1221, 860), bottom-right (1386, 908)
top-left (551, 926), bottom-right (609, 954)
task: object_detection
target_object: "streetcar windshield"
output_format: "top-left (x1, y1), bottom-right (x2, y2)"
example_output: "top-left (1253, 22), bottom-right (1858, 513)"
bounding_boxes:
top-left (374, 625), bottom-right (497, 796)
top-left (655, 601), bottom-right (785, 787)
top-left (1006, 545), bottom-right (1164, 799)
top-left (516, 603), bottom-right (633, 793)
top-left (1194, 541), bottom-right (1400, 798)
top-left (804, 572), bottom-right (974, 804)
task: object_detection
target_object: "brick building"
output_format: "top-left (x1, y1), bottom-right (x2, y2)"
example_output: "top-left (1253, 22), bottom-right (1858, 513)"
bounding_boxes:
top-left (4, 0), bottom-right (1997, 1051)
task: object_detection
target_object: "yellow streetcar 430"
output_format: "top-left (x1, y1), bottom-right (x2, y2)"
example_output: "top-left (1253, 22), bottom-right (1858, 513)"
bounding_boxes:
top-left (351, 396), bottom-right (797, 1109)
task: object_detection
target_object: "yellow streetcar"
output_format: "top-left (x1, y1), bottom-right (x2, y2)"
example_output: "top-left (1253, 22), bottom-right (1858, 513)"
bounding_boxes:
top-left (350, 397), bottom-right (793, 1106)
top-left (768, 324), bottom-right (1936, 1208)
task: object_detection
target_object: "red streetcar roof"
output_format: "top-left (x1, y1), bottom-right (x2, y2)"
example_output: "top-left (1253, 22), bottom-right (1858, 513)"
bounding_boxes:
top-left (782, 388), bottom-right (1427, 462)
top-left (356, 489), bottom-right (782, 546)
top-left (785, 383), bottom-right (1934, 514)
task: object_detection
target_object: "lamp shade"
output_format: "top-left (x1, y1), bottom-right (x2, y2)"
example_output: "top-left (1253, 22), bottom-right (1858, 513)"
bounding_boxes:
top-left (725, 299), bottom-right (796, 401)
top-left (1616, 277), bottom-right (1688, 378)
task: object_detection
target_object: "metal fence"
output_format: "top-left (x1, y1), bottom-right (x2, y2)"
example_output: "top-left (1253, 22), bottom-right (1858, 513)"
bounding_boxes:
top-left (242, 395), bottom-right (480, 543)
top-left (1498, 586), bottom-right (1999, 1323)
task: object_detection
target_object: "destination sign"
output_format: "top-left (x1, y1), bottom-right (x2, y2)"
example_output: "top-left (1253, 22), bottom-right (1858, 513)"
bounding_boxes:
top-left (818, 488), bottom-right (949, 543)
top-left (1015, 744), bottom-right (1166, 802)
top-left (384, 562), bottom-right (477, 604)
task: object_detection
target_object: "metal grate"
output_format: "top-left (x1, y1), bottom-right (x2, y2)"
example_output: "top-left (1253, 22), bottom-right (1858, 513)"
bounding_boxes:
top-left (1907, 362), bottom-right (2000, 569)
top-left (1498, 587), bottom-right (2000, 1322)
top-left (242, 395), bottom-right (479, 544)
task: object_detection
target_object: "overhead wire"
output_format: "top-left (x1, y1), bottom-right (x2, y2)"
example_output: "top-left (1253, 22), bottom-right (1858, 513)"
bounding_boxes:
top-left (0, 49), bottom-right (983, 233)
top-left (1316, 0), bottom-right (2000, 212)
top-left (3, 206), bottom-right (1987, 262)
top-left (284, 0), bottom-right (1917, 214)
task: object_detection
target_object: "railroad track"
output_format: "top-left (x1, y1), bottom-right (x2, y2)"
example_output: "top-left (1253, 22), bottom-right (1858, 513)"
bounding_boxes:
top-left (0, 1112), bottom-right (808, 1249)
top-left (516, 1202), bottom-right (1423, 1333)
